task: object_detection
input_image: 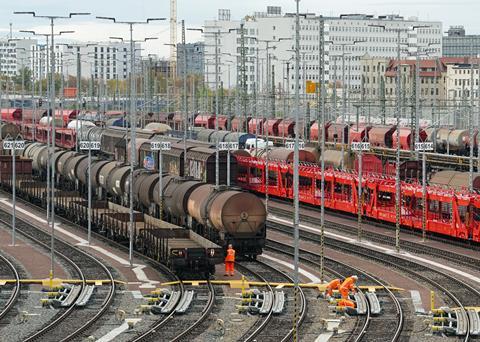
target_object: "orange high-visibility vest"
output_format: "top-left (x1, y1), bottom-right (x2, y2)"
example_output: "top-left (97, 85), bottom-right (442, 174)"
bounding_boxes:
top-left (225, 248), bottom-right (235, 262)
top-left (340, 277), bottom-right (356, 290)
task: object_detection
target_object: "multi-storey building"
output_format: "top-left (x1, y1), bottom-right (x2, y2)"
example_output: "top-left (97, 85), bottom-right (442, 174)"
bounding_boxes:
top-left (328, 14), bottom-right (442, 93)
top-left (443, 26), bottom-right (480, 57)
top-left (204, 8), bottom-right (325, 95)
top-left (176, 42), bottom-right (205, 76)
top-left (204, 7), bottom-right (442, 96)
top-left (45, 42), bottom-right (142, 81)
top-left (0, 38), bottom-right (37, 76)
top-left (361, 56), bottom-right (466, 105)
top-left (31, 44), bottom-right (67, 80)
top-left (445, 61), bottom-right (480, 103)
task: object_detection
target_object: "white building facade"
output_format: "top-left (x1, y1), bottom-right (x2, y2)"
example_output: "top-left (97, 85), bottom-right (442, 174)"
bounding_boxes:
top-left (204, 9), bottom-right (328, 96)
top-left (445, 62), bottom-right (480, 103)
top-left (31, 44), bottom-right (67, 80)
top-left (0, 38), bottom-right (37, 76)
top-left (204, 9), bottom-right (442, 95)
top-left (64, 42), bottom-right (142, 81)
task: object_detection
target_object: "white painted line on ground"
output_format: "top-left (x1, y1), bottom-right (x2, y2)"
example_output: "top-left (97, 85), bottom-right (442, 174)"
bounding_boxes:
top-left (0, 199), bottom-right (48, 224)
top-left (261, 253), bottom-right (322, 283)
top-left (96, 319), bottom-right (141, 342)
top-left (0, 198), bottom-right (158, 287)
top-left (131, 290), bottom-right (144, 299)
top-left (269, 214), bottom-right (480, 285)
top-left (314, 319), bottom-right (342, 342)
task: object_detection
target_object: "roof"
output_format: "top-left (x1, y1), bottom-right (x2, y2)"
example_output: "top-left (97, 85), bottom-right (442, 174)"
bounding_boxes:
top-left (384, 57), bottom-right (468, 77)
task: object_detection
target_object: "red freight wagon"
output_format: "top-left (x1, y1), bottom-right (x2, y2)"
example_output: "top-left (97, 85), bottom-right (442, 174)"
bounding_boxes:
top-left (392, 128), bottom-right (427, 150)
top-left (309, 121), bottom-right (331, 141)
top-left (369, 125), bottom-right (395, 148)
top-left (349, 124), bottom-right (371, 144)
top-left (195, 115), bottom-right (215, 129)
top-left (248, 118), bottom-right (265, 135)
top-left (278, 119), bottom-right (295, 138)
top-left (215, 115), bottom-right (228, 130)
top-left (265, 119), bottom-right (282, 136)
top-left (1, 108), bottom-right (22, 122)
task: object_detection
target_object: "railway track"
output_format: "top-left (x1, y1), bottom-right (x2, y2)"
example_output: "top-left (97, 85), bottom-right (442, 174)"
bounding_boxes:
top-left (269, 220), bottom-right (480, 341)
top-left (270, 198), bottom-right (480, 252)
top-left (237, 259), bottom-right (307, 342)
top-left (133, 281), bottom-right (215, 342)
top-left (0, 253), bottom-right (20, 327)
top-left (270, 204), bottom-right (480, 273)
top-left (265, 239), bottom-right (405, 342)
top-left (0, 188), bottom-right (210, 342)
top-left (0, 208), bottom-right (116, 342)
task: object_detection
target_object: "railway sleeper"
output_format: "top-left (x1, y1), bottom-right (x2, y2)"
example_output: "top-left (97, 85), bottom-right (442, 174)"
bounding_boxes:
top-left (49, 285), bottom-right (82, 308)
top-left (365, 292), bottom-right (382, 315)
top-left (353, 291), bottom-right (368, 315)
top-left (431, 307), bottom-right (478, 336)
top-left (175, 290), bottom-right (195, 314)
top-left (272, 291), bottom-right (286, 314)
top-left (75, 285), bottom-right (96, 307)
top-left (468, 309), bottom-right (480, 336)
top-left (151, 291), bottom-right (181, 314)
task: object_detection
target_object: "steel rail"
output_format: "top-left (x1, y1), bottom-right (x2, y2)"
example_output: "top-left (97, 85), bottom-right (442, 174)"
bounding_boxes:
top-left (269, 220), bottom-right (477, 341)
top-left (0, 253), bottom-right (21, 322)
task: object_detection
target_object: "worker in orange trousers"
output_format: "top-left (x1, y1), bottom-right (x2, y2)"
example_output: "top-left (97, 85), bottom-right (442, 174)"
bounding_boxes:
top-left (325, 278), bottom-right (341, 298)
top-left (339, 275), bottom-right (358, 299)
top-left (337, 298), bottom-right (356, 308)
top-left (224, 244), bottom-right (236, 276)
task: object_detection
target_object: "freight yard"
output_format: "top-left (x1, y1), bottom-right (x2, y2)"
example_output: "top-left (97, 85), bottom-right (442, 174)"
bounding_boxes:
top-left (0, 1), bottom-right (479, 342)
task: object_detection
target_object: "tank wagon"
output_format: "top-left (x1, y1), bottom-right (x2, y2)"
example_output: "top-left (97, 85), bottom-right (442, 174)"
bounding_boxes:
top-left (159, 177), bottom-right (267, 257)
top-left (24, 143), bottom-right (267, 263)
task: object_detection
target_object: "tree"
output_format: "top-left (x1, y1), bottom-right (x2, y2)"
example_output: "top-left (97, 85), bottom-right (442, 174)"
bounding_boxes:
top-left (12, 67), bottom-right (32, 91)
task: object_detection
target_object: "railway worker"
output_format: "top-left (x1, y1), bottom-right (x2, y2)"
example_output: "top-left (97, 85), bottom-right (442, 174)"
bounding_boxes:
top-left (339, 275), bottom-right (358, 299)
top-left (224, 244), bottom-right (236, 276)
top-left (325, 278), bottom-right (342, 299)
top-left (337, 298), bottom-right (356, 309)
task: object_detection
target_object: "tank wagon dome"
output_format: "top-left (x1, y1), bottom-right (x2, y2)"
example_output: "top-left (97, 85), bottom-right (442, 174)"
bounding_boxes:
top-left (224, 132), bottom-right (255, 148)
top-left (129, 169), bottom-right (151, 202)
top-left (29, 144), bottom-right (48, 172)
top-left (0, 122), bottom-right (20, 139)
top-left (90, 160), bottom-right (110, 188)
top-left (75, 156), bottom-right (91, 184)
top-left (98, 161), bottom-right (118, 189)
top-left (108, 165), bottom-right (131, 196)
top-left (197, 129), bottom-right (216, 142)
top-left (323, 149), bottom-right (353, 169)
top-left (39, 116), bottom-right (64, 127)
top-left (144, 122), bottom-right (172, 133)
top-left (67, 120), bottom-right (96, 130)
top-left (22, 142), bottom-right (38, 157)
top-left (430, 170), bottom-right (480, 191)
top-left (56, 151), bottom-right (77, 175)
top-left (64, 154), bottom-right (87, 181)
top-left (51, 150), bottom-right (69, 174)
top-left (266, 147), bottom-right (317, 163)
top-left (209, 191), bottom-right (267, 235)
top-left (210, 131), bottom-right (230, 144)
top-left (159, 177), bottom-right (203, 218)
top-left (187, 185), bottom-right (266, 235)
top-left (138, 173), bottom-right (159, 207)
top-left (153, 175), bottom-right (176, 205)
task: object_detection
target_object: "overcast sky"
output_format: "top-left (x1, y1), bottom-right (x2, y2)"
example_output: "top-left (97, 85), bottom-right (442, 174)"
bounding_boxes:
top-left (1, 0), bottom-right (479, 57)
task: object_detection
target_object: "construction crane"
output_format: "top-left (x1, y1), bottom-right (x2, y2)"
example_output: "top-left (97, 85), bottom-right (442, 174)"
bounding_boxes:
top-left (170, 0), bottom-right (177, 80)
